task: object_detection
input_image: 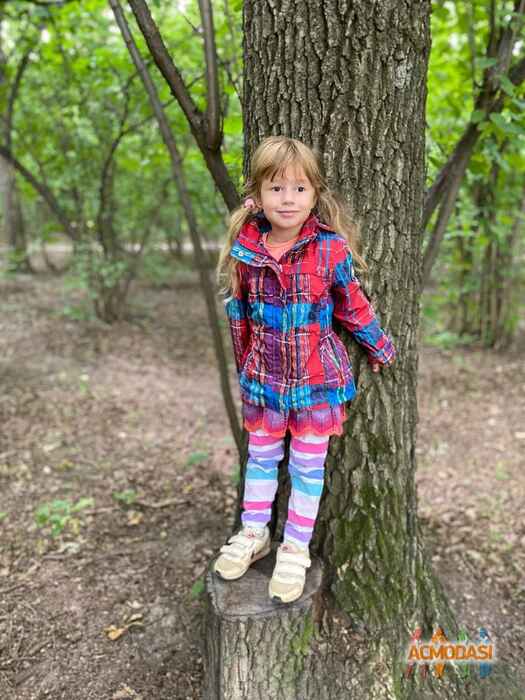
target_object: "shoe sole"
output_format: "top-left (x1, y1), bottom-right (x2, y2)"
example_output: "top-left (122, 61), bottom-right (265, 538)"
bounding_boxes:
top-left (269, 587), bottom-right (303, 604)
top-left (213, 542), bottom-right (271, 581)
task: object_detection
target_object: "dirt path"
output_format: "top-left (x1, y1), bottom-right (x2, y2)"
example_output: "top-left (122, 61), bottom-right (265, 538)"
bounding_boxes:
top-left (1, 273), bottom-right (523, 699)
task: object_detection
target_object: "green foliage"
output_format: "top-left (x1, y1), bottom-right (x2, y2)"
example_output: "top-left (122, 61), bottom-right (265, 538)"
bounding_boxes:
top-left (112, 489), bottom-right (138, 505)
top-left (290, 613), bottom-right (315, 656)
top-left (186, 451), bottom-right (210, 467)
top-left (61, 240), bottom-right (133, 321)
top-left (139, 250), bottom-right (176, 288)
top-left (7, 0), bottom-right (522, 341)
top-left (34, 496), bottom-right (94, 537)
top-left (230, 462), bottom-right (241, 487)
top-left (426, 1), bottom-right (525, 345)
top-left (1, 249), bottom-right (30, 275)
top-left (59, 303), bottom-right (97, 322)
top-left (190, 577), bottom-right (205, 599)
top-left (426, 330), bottom-right (478, 350)
top-left (4, 0), bottom-right (242, 320)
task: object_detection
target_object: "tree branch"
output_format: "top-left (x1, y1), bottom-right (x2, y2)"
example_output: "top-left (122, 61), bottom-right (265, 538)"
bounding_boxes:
top-left (96, 79), bottom-right (132, 255)
top-left (11, 0), bottom-right (77, 6)
top-left (5, 45), bottom-right (35, 149)
top-left (424, 0), bottom-right (525, 230)
top-left (198, 0), bottom-right (222, 150)
top-left (126, 0), bottom-right (239, 210)
top-left (126, 0), bottom-right (203, 135)
top-left (0, 145), bottom-right (77, 240)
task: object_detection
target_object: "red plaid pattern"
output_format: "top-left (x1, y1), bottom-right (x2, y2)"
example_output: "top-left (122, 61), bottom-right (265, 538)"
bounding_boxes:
top-left (223, 212), bottom-right (396, 413)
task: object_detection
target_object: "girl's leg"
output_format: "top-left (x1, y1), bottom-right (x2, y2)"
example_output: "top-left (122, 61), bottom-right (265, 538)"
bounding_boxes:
top-left (241, 428), bottom-right (285, 530)
top-left (283, 432), bottom-right (330, 549)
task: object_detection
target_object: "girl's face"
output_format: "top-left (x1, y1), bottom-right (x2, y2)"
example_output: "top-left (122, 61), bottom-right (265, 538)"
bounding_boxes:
top-left (256, 165), bottom-right (317, 238)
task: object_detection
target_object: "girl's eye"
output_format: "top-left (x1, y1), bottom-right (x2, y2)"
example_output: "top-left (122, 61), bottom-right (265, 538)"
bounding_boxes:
top-left (271, 186), bottom-right (307, 192)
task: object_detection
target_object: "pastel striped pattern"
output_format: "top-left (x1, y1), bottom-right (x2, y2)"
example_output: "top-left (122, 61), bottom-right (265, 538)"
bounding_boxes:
top-left (241, 429), bottom-right (284, 529)
top-left (283, 433), bottom-right (329, 549)
top-left (240, 428), bottom-right (330, 550)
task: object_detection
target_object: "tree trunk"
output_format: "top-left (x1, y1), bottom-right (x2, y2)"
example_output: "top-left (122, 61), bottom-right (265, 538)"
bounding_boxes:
top-left (476, 159), bottom-right (521, 350)
top-left (204, 542), bottom-right (326, 700)
top-left (0, 155), bottom-right (31, 271)
top-left (206, 1), bottom-right (522, 697)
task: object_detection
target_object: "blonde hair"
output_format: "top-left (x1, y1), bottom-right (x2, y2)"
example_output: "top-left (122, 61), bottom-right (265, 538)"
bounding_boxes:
top-left (216, 135), bottom-right (367, 297)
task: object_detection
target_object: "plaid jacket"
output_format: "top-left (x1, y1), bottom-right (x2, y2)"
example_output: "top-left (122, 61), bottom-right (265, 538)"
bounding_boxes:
top-left (223, 211), bottom-right (396, 413)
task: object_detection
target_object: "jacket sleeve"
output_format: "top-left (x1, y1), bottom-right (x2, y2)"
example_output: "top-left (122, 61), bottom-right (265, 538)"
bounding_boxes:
top-left (330, 242), bottom-right (396, 365)
top-left (223, 264), bottom-right (251, 374)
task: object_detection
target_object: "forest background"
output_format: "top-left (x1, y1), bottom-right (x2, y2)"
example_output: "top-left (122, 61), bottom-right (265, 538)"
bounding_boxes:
top-left (0, 1), bottom-right (524, 698)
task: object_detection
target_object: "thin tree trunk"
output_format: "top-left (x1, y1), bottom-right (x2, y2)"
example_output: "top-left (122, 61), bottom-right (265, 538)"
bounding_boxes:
top-left (495, 188), bottom-right (525, 348)
top-left (420, 0), bottom-right (525, 283)
top-left (0, 156), bottom-right (26, 253)
top-left (421, 132), bottom-right (477, 284)
top-left (232, 2), bottom-right (522, 697)
top-left (476, 158), bottom-right (521, 349)
top-left (110, 0), bottom-right (245, 457)
top-left (127, 0), bottom-right (240, 212)
top-left (0, 15), bottom-right (33, 271)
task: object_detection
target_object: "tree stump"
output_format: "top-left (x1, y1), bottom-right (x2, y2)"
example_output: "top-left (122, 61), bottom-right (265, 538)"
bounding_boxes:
top-left (203, 540), bottom-right (325, 700)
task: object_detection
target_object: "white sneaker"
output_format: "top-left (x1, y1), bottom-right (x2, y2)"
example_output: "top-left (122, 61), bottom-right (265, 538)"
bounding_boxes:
top-left (269, 541), bottom-right (311, 603)
top-left (213, 525), bottom-right (271, 580)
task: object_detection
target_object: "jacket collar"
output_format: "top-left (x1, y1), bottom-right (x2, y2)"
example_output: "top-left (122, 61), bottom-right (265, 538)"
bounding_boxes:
top-left (230, 211), bottom-right (324, 268)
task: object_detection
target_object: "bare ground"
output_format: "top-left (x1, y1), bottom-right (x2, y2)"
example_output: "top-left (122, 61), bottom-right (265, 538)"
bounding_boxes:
top-left (0, 271), bottom-right (524, 699)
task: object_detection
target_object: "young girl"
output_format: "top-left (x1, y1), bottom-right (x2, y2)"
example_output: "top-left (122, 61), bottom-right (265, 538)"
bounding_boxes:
top-left (214, 136), bottom-right (396, 604)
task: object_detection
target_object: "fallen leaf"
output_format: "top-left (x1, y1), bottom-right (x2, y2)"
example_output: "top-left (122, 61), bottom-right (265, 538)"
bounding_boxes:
top-left (112, 685), bottom-right (141, 699)
top-left (125, 612), bottom-right (143, 627)
top-left (127, 511), bottom-right (143, 526)
top-left (104, 624), bottom-right (128, 641)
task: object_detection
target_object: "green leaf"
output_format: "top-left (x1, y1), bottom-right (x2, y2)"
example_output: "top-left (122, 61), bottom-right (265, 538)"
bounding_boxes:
top-left (470, 110), bottom-right (486, 124)
top-left (112, 489), bottom-right (138, 505)
top-left (498, 75), bottom-right (516, 98)
top-left (51, 499), bottom-right (71, 514)
top-left (70, 497), bottom-right (95, 513)
top-left (186, 451), bottom-right (210, 466)
top-left (190, 578), bottom-right (205, 599)
top-left (223, 114), bottom-right (242, 136)
top-left (477, 57), bottom-right (498, 71)
top-left (489, 113), bottom-right (513, 134)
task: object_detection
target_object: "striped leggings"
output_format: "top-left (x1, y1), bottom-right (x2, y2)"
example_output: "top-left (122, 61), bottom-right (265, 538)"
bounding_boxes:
top-left (241, 428), bottom-right (330, 549)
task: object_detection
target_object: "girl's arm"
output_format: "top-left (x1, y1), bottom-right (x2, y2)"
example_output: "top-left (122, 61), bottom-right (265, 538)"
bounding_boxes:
top-left (223, 264), bottom-right (250, 374)
top-left (330, 242), bottom-right (396, 366)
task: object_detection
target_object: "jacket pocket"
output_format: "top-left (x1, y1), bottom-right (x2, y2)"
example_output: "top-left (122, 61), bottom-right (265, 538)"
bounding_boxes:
top-left (320, 334), bottom-right (352, 385)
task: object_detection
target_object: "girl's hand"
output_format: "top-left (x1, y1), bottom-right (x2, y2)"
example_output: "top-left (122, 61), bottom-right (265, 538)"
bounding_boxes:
top-left (371, 357), bottom-right (395, 373)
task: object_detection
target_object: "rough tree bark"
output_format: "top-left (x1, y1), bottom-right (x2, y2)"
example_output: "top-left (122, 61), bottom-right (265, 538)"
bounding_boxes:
top-left (209, 1), bottom-right (522, 698)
